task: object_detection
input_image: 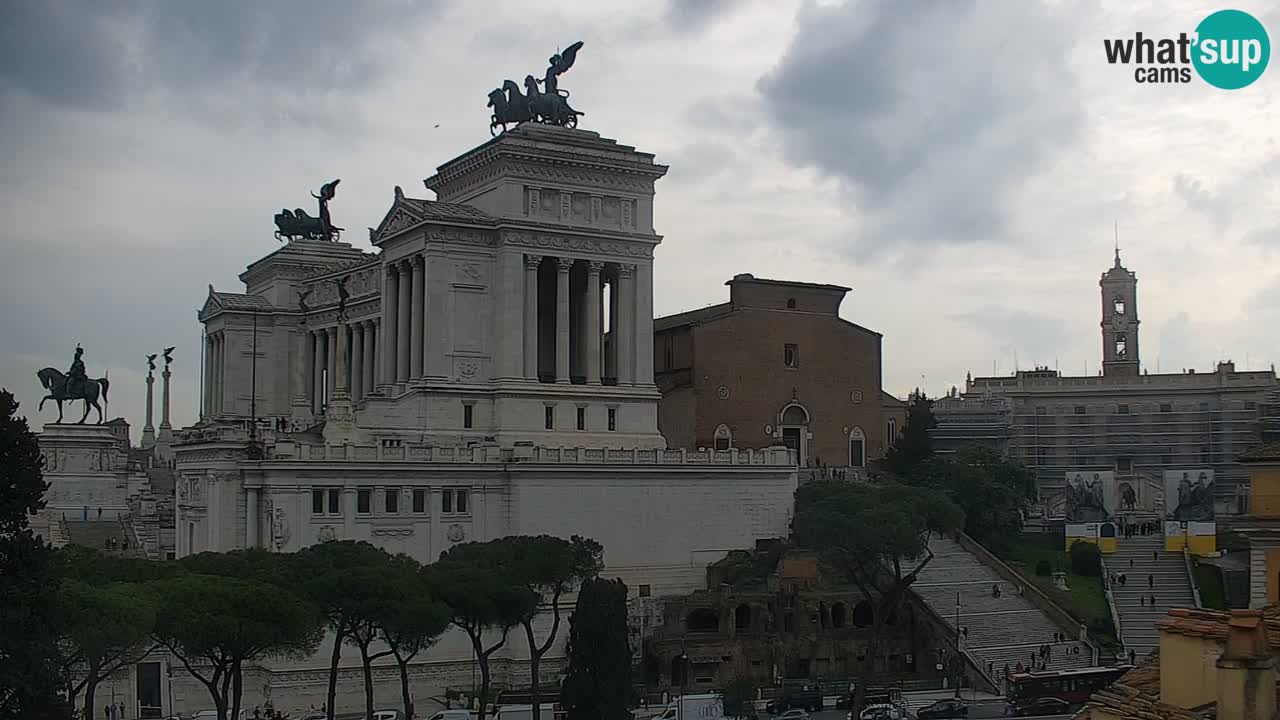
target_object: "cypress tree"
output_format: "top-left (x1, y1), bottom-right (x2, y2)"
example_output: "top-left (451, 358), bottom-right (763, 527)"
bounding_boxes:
top-left (561, 577), bottom-right (631, 720)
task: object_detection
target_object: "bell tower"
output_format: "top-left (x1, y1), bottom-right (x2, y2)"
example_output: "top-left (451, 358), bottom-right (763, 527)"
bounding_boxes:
top-left (1100, 247), bottom-right (1139, 378)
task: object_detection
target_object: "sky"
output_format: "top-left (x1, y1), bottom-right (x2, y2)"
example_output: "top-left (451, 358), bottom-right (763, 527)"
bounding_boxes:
top-left (3, 0), bottom-right (1279, 441)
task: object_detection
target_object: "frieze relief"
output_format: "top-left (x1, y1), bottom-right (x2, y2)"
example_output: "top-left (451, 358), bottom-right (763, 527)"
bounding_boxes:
top-left (426, 227), bottom-right (498, 248)
top-left (455, 261), bottom-right (486, 285)
top-left (306, 266), bottom-right (379, 304)
top-left (502, 231), bottom-right (652, 258)
top-left (504, 161), bottom-right (661, 194)
top-left (455, 358), bottom-right (482, 381)
top-left (371, 527), bottom-right (414, 537)
top-left (381, 207), bottom-right (422, 238)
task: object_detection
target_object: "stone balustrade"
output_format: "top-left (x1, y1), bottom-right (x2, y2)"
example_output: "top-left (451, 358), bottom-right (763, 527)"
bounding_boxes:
top-left (269, 440), bottom-right (797, 466)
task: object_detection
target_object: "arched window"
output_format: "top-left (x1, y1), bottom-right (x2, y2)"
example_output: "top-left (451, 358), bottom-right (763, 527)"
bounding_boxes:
top-left (714, 424), bottom-right (732, 451)
top-left (831, 602), bottom-right (847, 629)
top-left (782, 405), bottom-right (808, 426)
top-left (849, 427), bottom-right (866, 468)
top-left (1114, 296), bottom-right (1125, 316)
top-left (786, 298), bottom-right (797, 309)
top-left (852, 601), bottom-right (874, 628)
top-left (687, 608), bottom-right (720, 633)
top-left (887, 418), bottom-right (897, 445)
top-left (735, 604), bottom-right (751, 631)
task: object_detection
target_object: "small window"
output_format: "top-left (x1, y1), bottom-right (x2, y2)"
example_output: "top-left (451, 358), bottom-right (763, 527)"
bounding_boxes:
top-left (1074, 405), bottom-right (1086, 415)
top-left (1247, 401), bottom-right (1258, 410)
top-left (639, 584), bottom-right (652, 598)
top-left (577, 407), bottom-right (586, 431)
top-left (663, 337), bottom-right (674, 370)
top-left (1161, 403), bottom-right (1173, 413)
top-left (312, 490), bottom-right (324, 514)
top-left (357, 490), bottom-right (371, 514)
top-left (442, 489), bottom-right (453, 514)
top-left (783, 344), bottom-right (799, 369)
top-left (385, 488), bottom-right (399, 514)
top-left (456, 489), bottom-right (468, 514)
top-left (328, 489), bottom-right (340, 514)
top-left (1114, 333), bottom-right (1127, 359)
top-left (545, 406), bottom-right (554, 430)
top-left (463, 404), bottom-right (473, 429)
top-left (1117, 458), bottom-right (1131, 473)
top-left (608, 408), bottom-right (617, 431)
top-left (887, 418), bottom-right (897, 443)
top-left (1200, 446), bottom-right (1211, 464)
top-left (1114, 296), bottom-right (1125, 316)
top-left (786, 298), bottom-right (796, 309)
top-left (1118, 404), bottom-right (1129, 414)
top-left (714, 424), bottom-right (732, 451)
top-left (412, 489), bottom-right (426, 513)
top-left (1036, 406), bottom-right (1047, 415)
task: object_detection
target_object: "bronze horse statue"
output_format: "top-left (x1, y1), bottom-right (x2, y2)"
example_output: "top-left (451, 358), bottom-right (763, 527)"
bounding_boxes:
top-left (37, 368), bottom-right (110, 424)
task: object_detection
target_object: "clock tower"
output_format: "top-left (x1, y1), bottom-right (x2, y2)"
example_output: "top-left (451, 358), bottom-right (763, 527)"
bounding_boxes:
top-left (1100, 248), bottom-right (1139, 378)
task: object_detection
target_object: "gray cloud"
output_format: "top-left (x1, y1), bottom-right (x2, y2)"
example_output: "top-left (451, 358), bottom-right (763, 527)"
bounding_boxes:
top-left (1173, 174), bottom-right (1232, 231)
top-left (756, 0), bottom-right (1086, 257)
top-left (947, 305), bottom-right (1071, 366)
top-left (665, 0), bottom-right (738, 31)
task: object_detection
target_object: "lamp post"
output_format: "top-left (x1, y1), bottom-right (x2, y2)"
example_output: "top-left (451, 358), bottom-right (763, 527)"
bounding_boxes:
top-left (678, 651), bottom-right (689, 720)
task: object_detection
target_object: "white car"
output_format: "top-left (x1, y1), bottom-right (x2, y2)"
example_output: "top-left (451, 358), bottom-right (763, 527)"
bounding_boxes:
top-left (854, 705), bottom-right (909, 720)
top-left (192, 712), bottom-right (247, 720)
top-left (425, 711), bottom-right (474, 720)
top-left (778, 710), bottom-right (810, 720)
top-left (368, 711), bottom-right (404, 720)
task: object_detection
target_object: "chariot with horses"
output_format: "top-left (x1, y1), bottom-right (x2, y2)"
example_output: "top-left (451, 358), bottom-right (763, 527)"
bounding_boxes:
top-left (488, 41), bottom-right (586, 135)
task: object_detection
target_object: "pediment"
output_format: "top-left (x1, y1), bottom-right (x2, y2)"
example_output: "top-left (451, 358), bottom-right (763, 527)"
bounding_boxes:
top-left (370, 200), bottom-right (425, 245)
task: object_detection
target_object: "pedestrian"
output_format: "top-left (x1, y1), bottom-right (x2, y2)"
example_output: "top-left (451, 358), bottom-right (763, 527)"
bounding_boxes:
top-left (1148, 574), bottom-right (1154, 588)
top-left (988, 661), bottom-right (994, 676)
top-left (1120, 574), bottom-right (1127, 586)
top-left (103, 705), bottom-right (110, 720)
top-left (118, 702), bottom-right (125, 720)
top-left (1015, 661), bottom-right (1024, 673)
top-left (1004, 663), bottom-right (1011, 678)
top-left (1140, 596), bottom-right (1145, 607)
top-left (1153, 550), bottom-right (1158, 562)
top-left (1129, 649), bottom-right (1136, 664)
top-left (1151, 593), bottom-right (1157, 606)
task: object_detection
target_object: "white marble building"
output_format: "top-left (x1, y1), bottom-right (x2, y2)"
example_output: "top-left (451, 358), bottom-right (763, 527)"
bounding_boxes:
top-left (163, 125), bottom-right (799, 715)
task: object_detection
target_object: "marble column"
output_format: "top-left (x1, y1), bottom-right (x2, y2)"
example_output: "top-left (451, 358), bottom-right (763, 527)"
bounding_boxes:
top-left (326, 326), bottom-right (337, 403)
top-left (586, 261), bottom-right (603, 384)
top-left (410, 255), bottom-right (425, 380)
top-left (312, 330), bottom-right (325, 414)
top-left (555, 257), bottom-right (573, 383)
top-left (524, 255), bottom-right (541, 379)
top-left (351, 322), bottom-right (365, 401)
top-left (335, 323), bottom-right (350, 397)
top-left (159, 364), bottom-right (173, 435)
top-left (203, 334), bottom-right (214, 418)
top-left (618, 264), bottom-right (636, 385)
top-left (295, 327), bottom-right (312, 410)
top-left (606, 277), bottom-right (618, 381)
top-left (363, 320), bottom-right (377, 398)
top-left (382, 265), bottom-right (399, 388)
top-left (245, 487), bottom-right (259, 548)
top-left (142, 371), bottom-right (156, 447)
top-left (213, 334), bottom-right (223, 415)
top-left (635, 263), bottom-right (655, 386)
top-left (396, 261), bottom-right (412, 385)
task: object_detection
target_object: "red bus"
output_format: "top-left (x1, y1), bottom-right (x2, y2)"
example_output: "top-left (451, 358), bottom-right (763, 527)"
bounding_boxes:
top-left (1007, 665), bottom-right (1132, 704)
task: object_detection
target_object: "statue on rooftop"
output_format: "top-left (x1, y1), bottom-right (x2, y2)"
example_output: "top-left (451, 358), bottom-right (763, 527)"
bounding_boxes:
top-left (488, 42), bottom-right (585, 135)
top-left (37, 345), bottom-right (111, 424)
top-left (274, 179), bottom-right (343, 242)
top-left (163, 346), bottom-right (175, 367)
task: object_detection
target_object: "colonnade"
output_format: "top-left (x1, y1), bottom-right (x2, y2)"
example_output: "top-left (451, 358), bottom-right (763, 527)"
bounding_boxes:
top-left (203, 331), bottom-right (227, 417)
top-left (303, 318), bottom-right (379, 414)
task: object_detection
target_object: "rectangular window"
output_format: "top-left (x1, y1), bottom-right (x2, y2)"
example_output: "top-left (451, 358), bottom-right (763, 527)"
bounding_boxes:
top-left (608, 408), bottom-right (617, 432)
top-left (385, 488), bottom-right (399, 514)
top-left (1161, 403), bottom-right (1173, 413)
top-left (357, 490), bottom-right (371, 514)
top-left (456, 489), bottom-right (468, 514)
top-left (442, 489), bottom-right (453, 514)
top-left (545, 406), bottom-right (554, 430)
top-left (1200, 446), bottom-right (1211, 464)
top-left (1117, 458), bottom-right (1132, 473)
top-left (1074, 405), bottom-right (1086, 415)
top-left (1247, 401), bottom-right (1258, 410)
top-left (783, 343), bottom-right (799, 369)
top-left (639, 584), bottom-right (651, 598)
top-left (412, 489), bottom-right (426, 513)
top-left (577, 407), bottom-right (586, 431)
top-left (1200, 402), bottom-right (1211, 411)
top-left (312, 490), bottom-right (324, 514)
top-left (1035, 406), bottom-right (1047, 415)
top-left (1118, 404), bottom-right (1129, 414)
top-left (463, 404), bottom-right (473, 429)
top-left (328, 489), bottom-right (341, 514)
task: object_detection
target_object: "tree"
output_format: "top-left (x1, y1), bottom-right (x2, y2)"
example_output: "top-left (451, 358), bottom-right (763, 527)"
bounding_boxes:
top-left (884, 390), bottom-right (936, 477)
top-left (149, 573), bottom-right (324, 720)
top-left (57, 580), bottom-right (157, 718)
top-left (380, 565), bottom-right (451, 720)
top-left (560, 577), bottom-right (631, 720)
top-left (910, 446), bottom-right (1035, 546)
top-left (430, 552), bottom-right (538, 720)
top-left (294, 540), bottom-right (392, 720)
top-left (339, 550), bottom-right (421, 720)
top-left (0, 389), bottom-right (64, 719)
top-left (792, 480), bottom-right (961, 714)
top-left (721, 676), bottom-right (758, 719)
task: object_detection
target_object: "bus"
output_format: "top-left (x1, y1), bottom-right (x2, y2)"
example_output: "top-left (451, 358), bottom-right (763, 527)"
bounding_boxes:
top-left (1006, 665), bottom-right (1133, 704)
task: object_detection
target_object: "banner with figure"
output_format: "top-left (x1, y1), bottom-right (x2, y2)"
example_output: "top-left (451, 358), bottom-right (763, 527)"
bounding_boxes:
top-left (1064, 470), bottom-right (1116, 522)
top-left (1163, 469), bottom-right (1216, 555)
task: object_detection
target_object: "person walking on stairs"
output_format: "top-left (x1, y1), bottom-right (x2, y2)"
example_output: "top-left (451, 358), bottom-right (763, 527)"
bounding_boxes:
top-left (1148, 574), bottom-right (1154, 589)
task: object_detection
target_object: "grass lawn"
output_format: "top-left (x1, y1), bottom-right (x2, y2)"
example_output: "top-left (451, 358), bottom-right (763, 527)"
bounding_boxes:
top-left (995, 535), bottom-right (1120, 652)
top-left (1193, 562), bottom-right (1227, 610)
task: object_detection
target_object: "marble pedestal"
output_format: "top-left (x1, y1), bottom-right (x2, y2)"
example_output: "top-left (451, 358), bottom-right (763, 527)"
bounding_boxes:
top-left (38, 423), bottom-right (130, 519)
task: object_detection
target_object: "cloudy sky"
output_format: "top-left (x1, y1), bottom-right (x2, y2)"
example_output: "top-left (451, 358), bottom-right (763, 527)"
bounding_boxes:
top-left (3, 0), bottom-right (1279, 440)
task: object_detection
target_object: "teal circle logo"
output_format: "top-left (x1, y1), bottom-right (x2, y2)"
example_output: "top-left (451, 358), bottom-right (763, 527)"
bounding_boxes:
top-left (1192, 9), bottom-right (1270, 89)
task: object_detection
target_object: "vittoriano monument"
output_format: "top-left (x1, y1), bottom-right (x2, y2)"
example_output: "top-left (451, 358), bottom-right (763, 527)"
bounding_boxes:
top-left (37, 344), bottom-right (111, 424)
top-left (488, 41), bottom-right (585, 135)
top-left (274, 178), bottom-right (343, 242)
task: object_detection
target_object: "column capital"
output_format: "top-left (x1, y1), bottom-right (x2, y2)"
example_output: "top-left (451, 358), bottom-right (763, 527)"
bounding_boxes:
top-left (386, 263), bottom-right (399, 278)
top-left (524, 254), bottom-right (543, 270)
top-left (398, 258), bottom-right (416, 274)
top-left (326, 325), bottom-right (338, 337)
top-left (411, 252), bottom-right (426, 268)
top-left (617, 263), bottom-right (636, 279)
top-left (556, 257), bottom-right (575, 273)
top-left (586, 260), bottom-right (606, 274)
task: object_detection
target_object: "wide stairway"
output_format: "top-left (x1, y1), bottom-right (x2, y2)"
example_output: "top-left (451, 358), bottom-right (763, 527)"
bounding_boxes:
top-left (1106, 534), bottom-right (1196, 658)
top-left (64, 519), bottom-right (147, 558)
top-left (913, 536), bottom-right (1094, 674)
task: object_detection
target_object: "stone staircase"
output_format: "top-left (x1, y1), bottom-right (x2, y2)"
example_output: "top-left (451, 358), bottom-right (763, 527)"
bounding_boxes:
top-left (64, 518), bottom-right (147, 558)
top-left (913, 536), bottom-right (1095, 675)
top-left (1105, 534), bottom-right (1196, 658)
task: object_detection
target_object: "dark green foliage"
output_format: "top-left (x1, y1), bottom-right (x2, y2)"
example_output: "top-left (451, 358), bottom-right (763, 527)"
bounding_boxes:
top-left (909, 447), bottom-right (1036, 546)
top-left (722, 676), bottom-right (758, 718)
top-left (0, 389), bottom-right (63, 718)
top-left (884, 390), bottom-right (935, 477)
top-left (380, 566), bottom-right (451, 720)
top-left (1035, 560), bottom-right (1052, 577)
top-left (1068, 541), bottom-right (1102, 577)
top-left (561, 578), bottom-right (631, 720)
top-left (57, 579), bottom-right (157, 718)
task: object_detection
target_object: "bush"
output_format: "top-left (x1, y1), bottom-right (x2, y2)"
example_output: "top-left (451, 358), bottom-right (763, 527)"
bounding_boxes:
top-left (1034, 560), bottom-right (1052, 577)
top-left (1069, 541), bottom-right (1102, 577)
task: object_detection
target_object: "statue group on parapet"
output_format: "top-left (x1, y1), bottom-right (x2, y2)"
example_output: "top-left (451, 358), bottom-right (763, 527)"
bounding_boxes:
top-left (274, 179), bottom-right (343, 242)
top-left (488, 41), bottom-right (586, 135)
top-left (37, 345), bottom-right (110, 424)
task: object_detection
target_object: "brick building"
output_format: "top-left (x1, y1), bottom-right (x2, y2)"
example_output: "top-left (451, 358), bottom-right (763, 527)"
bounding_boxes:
top-left (653, 274), bottom-right (893, 469)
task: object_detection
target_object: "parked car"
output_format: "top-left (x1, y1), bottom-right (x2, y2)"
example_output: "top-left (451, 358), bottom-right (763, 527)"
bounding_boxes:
top-left (853, 704), bottom-right (908, 720)
top-left (1005, 697), bottom-right (1071, 717)
top-left (916, 699), bottom-right (969, 719)
top-left (367, 711), bottom-right (404, 720)
top-left (193, 712), bottom-right (247, 720)
top-left (776, 710), bottom-right (809, 720)
top-left (425, 711), bottom-right (475, 720)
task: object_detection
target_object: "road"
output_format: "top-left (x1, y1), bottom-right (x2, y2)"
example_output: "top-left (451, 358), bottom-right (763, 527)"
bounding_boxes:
top-left (812, 704), bottom-right (1075, 720)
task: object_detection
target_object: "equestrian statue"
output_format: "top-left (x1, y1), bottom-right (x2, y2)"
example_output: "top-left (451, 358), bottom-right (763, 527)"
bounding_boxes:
top-left (37, 344), bottom-right (111, 424)
top-left (489, 41), bottom-right (585, 135)
top-left (274, 179), bottom-right (343, 242)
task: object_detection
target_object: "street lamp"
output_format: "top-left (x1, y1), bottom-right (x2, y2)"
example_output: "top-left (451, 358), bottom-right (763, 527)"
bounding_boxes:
top-left (678, 651), bottom-right (689, 720)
